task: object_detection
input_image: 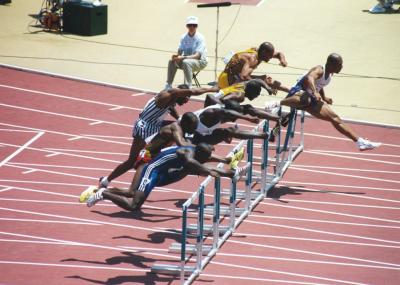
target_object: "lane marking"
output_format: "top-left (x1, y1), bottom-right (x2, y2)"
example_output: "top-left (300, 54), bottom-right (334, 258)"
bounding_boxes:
top-left (304, 150), bottom-right (400, 166)
top-left (290, 166), bottom-right (400, 184)
top-left (292, 164), bottom-right (400, 174)
top-left (0, 187), bottom-right (13, 193)
top-left (307, 149), bottom-right (400, 158)
top-left (210, 260), bottom-right (369, 285)
top-left (263, 201), bottom-right (400, 224)
top-left (0, 131), bottom-right (44, 168)
top-left (0, 83), bottom-right (142, 111)
top-left (0, 103), bottom-right (131, 128)
top-left (109, 106), bottom-right (124, 110)
top-left (88, 121), bottom-right (103, 125)
top-left (227, 239), bottom-right (400, 268)
top-left (0, 122), bottom-right (130, 146)
top-left (131, 92), bottom-right (146, 97)
top-left (0, 218), bottom-right (99, 225)
top-left (22, 169), bottom-right (36, 175)
top-left (0, 260), bottom-right (147, 272)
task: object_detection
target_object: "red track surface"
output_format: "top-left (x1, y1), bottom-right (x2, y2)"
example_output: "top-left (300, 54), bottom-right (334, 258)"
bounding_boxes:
top-left (0, 65), bottom-right (399, 285)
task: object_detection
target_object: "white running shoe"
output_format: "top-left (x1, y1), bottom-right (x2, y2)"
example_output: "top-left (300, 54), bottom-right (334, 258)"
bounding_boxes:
top-left (233, 164), bottom-right (250, 182)
top-left (87, 188), bottom-right (105, 207)
top-left (369, 4), bottom-right (387, 13)
top-left (357, 138), bottom-right (382, 151)
top-left (265, 101), bottom-right (280, 114)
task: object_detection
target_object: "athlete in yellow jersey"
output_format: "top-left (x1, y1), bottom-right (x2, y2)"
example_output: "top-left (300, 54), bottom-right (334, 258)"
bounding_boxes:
top-left (218, 42), bottom-right (290, 93)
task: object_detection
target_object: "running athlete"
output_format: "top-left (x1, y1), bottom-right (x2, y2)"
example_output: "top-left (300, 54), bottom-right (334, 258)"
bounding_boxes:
top-left (190, 104), bottom-right (269, 145)
top-left (83, 144), bottom-right (248, 211)
top-left (264, 53), bottom-right (381, 151)
top-left (135, 112), bottom-right (243, 169)
top-left (218, 42), bottom-right (289, 92)
top-left (98, 84), bottom-right (219, 188)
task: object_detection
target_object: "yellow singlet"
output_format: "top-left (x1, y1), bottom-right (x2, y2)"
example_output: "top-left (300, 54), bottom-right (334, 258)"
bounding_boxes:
top-left (218, 48), bottom-right (258, 88)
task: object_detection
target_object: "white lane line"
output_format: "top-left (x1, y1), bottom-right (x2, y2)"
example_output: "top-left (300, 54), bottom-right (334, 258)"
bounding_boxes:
top-left (0, 103), bottom-right (131, 128)
top-left (227, 239), bottom-right (400, 269)
top-left (0, 208), bottom-right (178, 235)
top-left (234, 232), bottom-right (400, 249)
top-left (217, 252), bottom-right (400, 271)
top-left (0, 122), bottom-right (130, 146)
top-left (0, 218), bottom-right (99, 226)
top-left (272, 185), bottom-right (400, 204)
top-left (210, 260), bottom-right (369, 285)
top-left (109, 106), bottom-right (124, 110)
top-left (44, 148), bottom-right (127, 155)
top-left (290, 166), bottom-right (400, 184)
top-left (0, 260), bottom-right (146, 272)
top-left (307, 149), bottom-right (400, 158)
top-left (280, 180), bottom-right (400, 193)
top-left (304, 150), bottom-right (400, 166)
top-left (245, 219), bottom-right (400, 245)
top-left (0, 187), bottom-right (13, 193)
top-left (1, 142), bottom-right (122, 164)
top-left (292, 164), bottom-right (400, 174)
top-left (0, 131), bottom-right (44, 168)
top-left (131, 92), bottom-right (147, 97)
top-left (0, 84), bottom-right (142, 111)
top-left (88, 121), bottom-right (103, 125)
top-left (45, 152), bottom-right (60, 157)
top-left (0, 231), bottom-right (178, 260)
top-left (269, 198), bottom-right (400, 209)
top-left (0, 128), bottom-right (38, 133)
top-left (263, 201), bottom-right (400, 224)
top-left (1, 238), bottom-right (397, 273)
top-left (9, 162), bottom-right (112, 171)
top-left (76, 134), bottom-right (131, 140)
top-left (257, 215), bottom-right (400, 230)
top-left (22, 169), bottom-right (36, 175)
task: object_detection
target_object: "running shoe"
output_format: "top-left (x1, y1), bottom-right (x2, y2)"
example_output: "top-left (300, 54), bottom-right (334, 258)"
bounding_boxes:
top-left (229, 147), bottom-right (245, 169)
top-left (357, 138), bottom-right (382, 151)
top-left (268, 124), bottom-right (281, 143)
top-left (280, 113), bottom-right (291, 128)
top-left (265, 101), bottom-right (280, 114)
top-left (369, 3), bottom-right (387, 13)
top-left (98, 176), bottom-right (109, 188)
top-left (86, 188), bottom-right (105, 207)
top-left (79, 186), bottom-right (98, 203)
top-left (233, 164), bottom-right (250, 182)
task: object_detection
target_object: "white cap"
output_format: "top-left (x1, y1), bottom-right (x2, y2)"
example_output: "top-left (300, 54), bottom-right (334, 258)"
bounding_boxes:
top-left (186, 16), bottom-right (198, 25)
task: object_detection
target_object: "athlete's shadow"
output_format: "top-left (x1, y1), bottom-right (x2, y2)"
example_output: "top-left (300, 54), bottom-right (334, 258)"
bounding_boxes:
top-left (61, 251), bottom-right (171, 269)
top-left (146, 198), bottom-right (191, 209)
top-left (90, 210), bottom-right (180, 223)
top-left (66, 272), bottom-right (176, 285)
top-left (267, 185), bottom-right (365, 202)
top-left (113, 228), bottom-right (190, 244)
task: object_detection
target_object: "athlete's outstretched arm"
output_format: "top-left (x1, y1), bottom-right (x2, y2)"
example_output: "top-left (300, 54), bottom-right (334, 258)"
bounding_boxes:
top-left (221, 109), bottom-right (260, 124)
top-left (273, 51), bottom-right (288, 67)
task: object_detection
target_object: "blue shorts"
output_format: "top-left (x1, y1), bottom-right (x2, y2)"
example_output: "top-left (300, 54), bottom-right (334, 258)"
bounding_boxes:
top-left (287, 85), bottom-right (318, 107)
top-left (137, 163), bottom-right (184, 197)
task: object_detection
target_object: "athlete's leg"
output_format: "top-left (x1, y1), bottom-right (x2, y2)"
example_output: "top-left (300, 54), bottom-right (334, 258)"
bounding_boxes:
top-left (280, 91), bottom-right (313, 109)
top-left (101, 164), bottom-right (150, 211)
top-left (227, 127), bottom-right (269, 140)
top-left (106, 136), bottom-right (146, 182)
top-left (306, 102), bottom-right (358, 141)
top-left (242, 104), bottom-right (280, 122)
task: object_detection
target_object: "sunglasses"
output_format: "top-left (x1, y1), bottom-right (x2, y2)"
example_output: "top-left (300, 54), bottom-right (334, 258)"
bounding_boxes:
top-left (187, 24), bottom-right (198, 28)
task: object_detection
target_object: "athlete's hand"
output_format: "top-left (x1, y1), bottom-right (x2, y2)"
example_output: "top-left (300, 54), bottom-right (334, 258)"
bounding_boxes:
top-left (249, 117), bottom-right (260, 124)
top-left (279, 59), bottom-right (288, 67)
top-left (324, 97), bottom-right (333, 104)
top-left (314, 92), bottom-right (322, 102)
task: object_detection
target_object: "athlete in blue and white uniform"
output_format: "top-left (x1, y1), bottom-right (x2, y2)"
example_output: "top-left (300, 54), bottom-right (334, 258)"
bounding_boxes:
top-left (97, 84), bottom-right (219, 189)
top-left (86, 143), bottom-right (248, 211)
top-left (264, 53), bottom-right (381, 151)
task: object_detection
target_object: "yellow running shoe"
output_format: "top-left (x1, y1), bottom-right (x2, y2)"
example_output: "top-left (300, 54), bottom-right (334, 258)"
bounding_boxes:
top-left (229, 147), bottom-right (245, 169)
top-left (79, 186), bottom-right (98, 203)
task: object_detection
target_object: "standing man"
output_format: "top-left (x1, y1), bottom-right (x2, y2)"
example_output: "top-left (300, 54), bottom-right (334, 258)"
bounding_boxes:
top-left (218, 42), bottom-right (289, 93)
top-left (166, 16), bottom-right (208, 89)
top-left (264, 53), bottom-right (381, 151)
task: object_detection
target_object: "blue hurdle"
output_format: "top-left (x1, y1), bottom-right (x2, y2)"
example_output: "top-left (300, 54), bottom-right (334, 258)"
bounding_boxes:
top-left (151, 109), bottom-right (305, 284)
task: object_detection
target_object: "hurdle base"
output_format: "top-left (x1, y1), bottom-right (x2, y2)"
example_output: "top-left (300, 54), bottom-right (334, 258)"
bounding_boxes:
top-left (151, 264), bottom-right (195, 276)
top-left (169, 243), bottom-right (213, 255)
top-left (204, 205), bottom-right (245, 216)
top-left (187, 224), bottom-right (229, 235)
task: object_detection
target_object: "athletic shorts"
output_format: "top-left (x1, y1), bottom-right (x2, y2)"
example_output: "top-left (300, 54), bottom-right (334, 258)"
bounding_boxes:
top-left (287, 85), bottom-right (318, 107)
top-left (137, 164), bottom-right (184, 197)
top-left (132, 119), bottom-right (174, 140)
